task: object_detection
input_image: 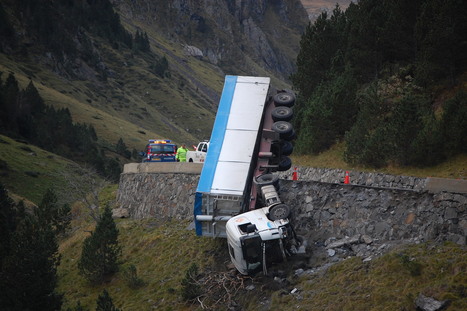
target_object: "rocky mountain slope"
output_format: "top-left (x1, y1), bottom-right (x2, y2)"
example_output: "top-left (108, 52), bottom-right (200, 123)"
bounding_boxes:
top-left (112, 0), bottom-right (308, 82)
top-left (0, 0), bottom-right (308, 151)
top-left (300, 0), bottom-right (352, 20)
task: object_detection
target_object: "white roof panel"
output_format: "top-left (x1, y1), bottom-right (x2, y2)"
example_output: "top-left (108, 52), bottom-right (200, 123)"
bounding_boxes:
top-left (211, 162), bottom-right (251, 195)
top-left (226, 81), bottom-right (269, 131)
top-left (218, 129), bottom-right (257, 163)
top-left (210, 76), bottom-right (270, 194)
top-left (198, 76), bottom-right (271, 196)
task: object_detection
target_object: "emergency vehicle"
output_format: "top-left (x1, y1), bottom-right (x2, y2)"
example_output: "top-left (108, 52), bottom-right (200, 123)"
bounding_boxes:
top-left (194, 76), bottom-right (300, 275)
top-left (143, 139), bottom-right (177, 162)
top-left (186, 141), bottom-right (210, 163)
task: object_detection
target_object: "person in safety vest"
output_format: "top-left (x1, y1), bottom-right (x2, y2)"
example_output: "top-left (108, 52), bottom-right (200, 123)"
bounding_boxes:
top-left (176, 144), bottom-right (189, 162)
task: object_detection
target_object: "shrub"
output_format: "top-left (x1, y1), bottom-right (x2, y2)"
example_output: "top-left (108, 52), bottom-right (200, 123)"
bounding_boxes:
top-left (122, 264), bottom-right (145, 289)
top-left (95, 290), bottom-right (121, 311)
top-left (180, 263), bottom-right (202, 301)
top-left (398, 253), bottom-right (422, 276)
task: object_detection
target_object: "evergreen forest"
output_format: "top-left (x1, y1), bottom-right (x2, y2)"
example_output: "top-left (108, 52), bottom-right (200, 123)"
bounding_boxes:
top-left (292, 0), bottom-right (467, 168)
top-left (0, 73), bottom-right (122, 181)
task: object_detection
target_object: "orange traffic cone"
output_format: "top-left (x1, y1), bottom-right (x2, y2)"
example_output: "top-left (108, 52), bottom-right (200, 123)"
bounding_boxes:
top-left (344, 171), bottom-right (350, 184)
top-left (292, 167), bottom-right (298, 181)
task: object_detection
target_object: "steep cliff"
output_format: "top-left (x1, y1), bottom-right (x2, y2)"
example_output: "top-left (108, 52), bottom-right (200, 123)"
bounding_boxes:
top-left (111, 0), bottom-right (309, 82)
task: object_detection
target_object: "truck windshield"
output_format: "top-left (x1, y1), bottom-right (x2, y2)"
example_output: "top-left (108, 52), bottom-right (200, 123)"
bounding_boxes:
top-left (241, 235), bottom-right (262, 264)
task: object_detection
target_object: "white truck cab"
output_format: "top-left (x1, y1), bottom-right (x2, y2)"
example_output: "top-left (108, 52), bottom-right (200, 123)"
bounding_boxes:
top-left (187, 141), bottom-right (209, 163)
top-left (226, 206), bottom-right (292, 275)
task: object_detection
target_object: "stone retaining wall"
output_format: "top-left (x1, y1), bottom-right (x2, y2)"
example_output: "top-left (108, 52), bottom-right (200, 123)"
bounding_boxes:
top-left (279, 180), bottom-right (466, 247)
top-left (116, 168), bottom-right (467, 247)
top-left (117, 172), bottom-right (199, 219)
top-left (279, 166), bottom-right (427, 191)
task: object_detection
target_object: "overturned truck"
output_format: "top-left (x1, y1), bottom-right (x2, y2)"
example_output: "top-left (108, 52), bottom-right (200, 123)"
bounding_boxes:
top-left (194, 76), bottom-right (300, 275)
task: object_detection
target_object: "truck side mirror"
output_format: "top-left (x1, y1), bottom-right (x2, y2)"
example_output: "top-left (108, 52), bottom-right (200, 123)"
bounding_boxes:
top-left (246, 224), bottom-right (257, 233)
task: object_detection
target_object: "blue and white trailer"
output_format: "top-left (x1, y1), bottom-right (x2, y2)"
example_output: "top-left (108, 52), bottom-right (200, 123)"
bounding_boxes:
top-left (194, 76), bottom-right (299, 275)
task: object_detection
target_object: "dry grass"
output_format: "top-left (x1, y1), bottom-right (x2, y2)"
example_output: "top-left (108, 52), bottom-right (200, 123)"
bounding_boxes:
top-left (292, 141), bottom-right (467, 179)
top-left (270, 242), bottom-right (467, 311)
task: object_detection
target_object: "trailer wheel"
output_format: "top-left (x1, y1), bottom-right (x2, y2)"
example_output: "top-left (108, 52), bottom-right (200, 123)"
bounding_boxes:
top-left (282, 129), bottom-right (296, 141)
top-left (278, 156), bottom-right (292, 171)
top-left (281, 140), bottom-right (293, 156)
top-left (272, 106), bottom-right (293, 122)
top-left (255, 173), bottom-right (279, 187)
top-left (274, 92), bottom-right (295, 107)
top-left (269, 204), bottom-right (290, 220)
top-left (272, 121), bottom-right (293, 139)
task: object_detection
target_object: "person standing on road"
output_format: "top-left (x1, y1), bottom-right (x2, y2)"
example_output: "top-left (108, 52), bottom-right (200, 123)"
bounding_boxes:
top-left (176, 144), bottom-right (189, 162)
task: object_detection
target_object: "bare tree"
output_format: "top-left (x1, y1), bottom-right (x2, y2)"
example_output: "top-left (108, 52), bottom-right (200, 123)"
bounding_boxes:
top-left (56, 163), bottom-right (110, 222)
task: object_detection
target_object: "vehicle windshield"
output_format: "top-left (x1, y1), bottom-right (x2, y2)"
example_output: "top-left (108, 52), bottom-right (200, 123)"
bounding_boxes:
top-left (241, 235), bottom-right (262, 264)
top-left (150, 145), bottom-right (174, 153)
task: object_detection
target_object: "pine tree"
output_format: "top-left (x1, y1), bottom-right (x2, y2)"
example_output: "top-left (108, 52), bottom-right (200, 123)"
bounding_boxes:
top-left (21, 80), bottom-right (45, 115)
top-left (1, 73), bottom-right (19, 131)
top-left (36, 188), bottom-right (71, 236)
top-left (78, 206), bottom-right (121, 284)
top-left (180, 263), bottom-right (202, 301)
top-left (66, 301), bottom-right (89, 311)
top-left (116, 137), bottom-right (130, 159)
top-left (0, 183), bottom-right (16, 271)
top-left (95, 289), bottom-right (121, 311)
top-left (0, 186), bottom-right (63, 310)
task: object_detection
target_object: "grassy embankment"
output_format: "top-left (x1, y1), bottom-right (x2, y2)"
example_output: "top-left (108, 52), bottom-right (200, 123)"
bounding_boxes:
top-left (292, 142), bottom-right (467, 180)
top-left (270, 242), bottom-right (466, 311)
top-left (59, 215), bottom-right (466, 310)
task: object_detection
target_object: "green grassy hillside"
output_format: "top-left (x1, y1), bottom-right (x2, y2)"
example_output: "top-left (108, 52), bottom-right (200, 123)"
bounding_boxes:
top-left (0, 134), bottom-right (78, 204)
top-left (0, 48), bottom-right (215, 154)
top-left (57, 215), bottom-right (466, 311)
top-left (58, 217), bottom-right (226, 311)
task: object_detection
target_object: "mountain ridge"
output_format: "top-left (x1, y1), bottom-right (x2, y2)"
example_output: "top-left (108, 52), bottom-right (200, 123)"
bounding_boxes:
top-left (0, 0), bottom-right (308, 151)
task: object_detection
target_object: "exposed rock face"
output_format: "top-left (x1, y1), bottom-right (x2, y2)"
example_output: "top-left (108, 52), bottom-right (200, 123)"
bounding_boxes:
top-left (300, 0), bottom-right (352, 20)
top-left (183, 45), bottom-right (204, 58)
top-left (415, 294), bottom-right (449, 311)
top-left (111, 0), bottom-right (309, 81)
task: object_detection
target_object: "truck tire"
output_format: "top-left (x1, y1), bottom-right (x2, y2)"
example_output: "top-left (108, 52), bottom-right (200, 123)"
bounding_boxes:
top-left (282, 129), bottom-right (296, 141)
top-left (269, 204), bottom-right (290, 220)
top-left (281, 140), bottom-right (293, 156)
top-left (278, 156), bottom-right (292, 171)
top-left (272, 121), bottom-right (293, 139)
top-left (274, 92), bottom-right (295, 107)
top-left (272, 106), bottom-right (293, 122)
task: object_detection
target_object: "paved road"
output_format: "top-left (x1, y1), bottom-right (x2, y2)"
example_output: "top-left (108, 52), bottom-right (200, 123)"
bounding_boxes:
top-left (426, 177), bottom-right (467, 194)
top-left (123, 162), bottom-right (203, 174)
